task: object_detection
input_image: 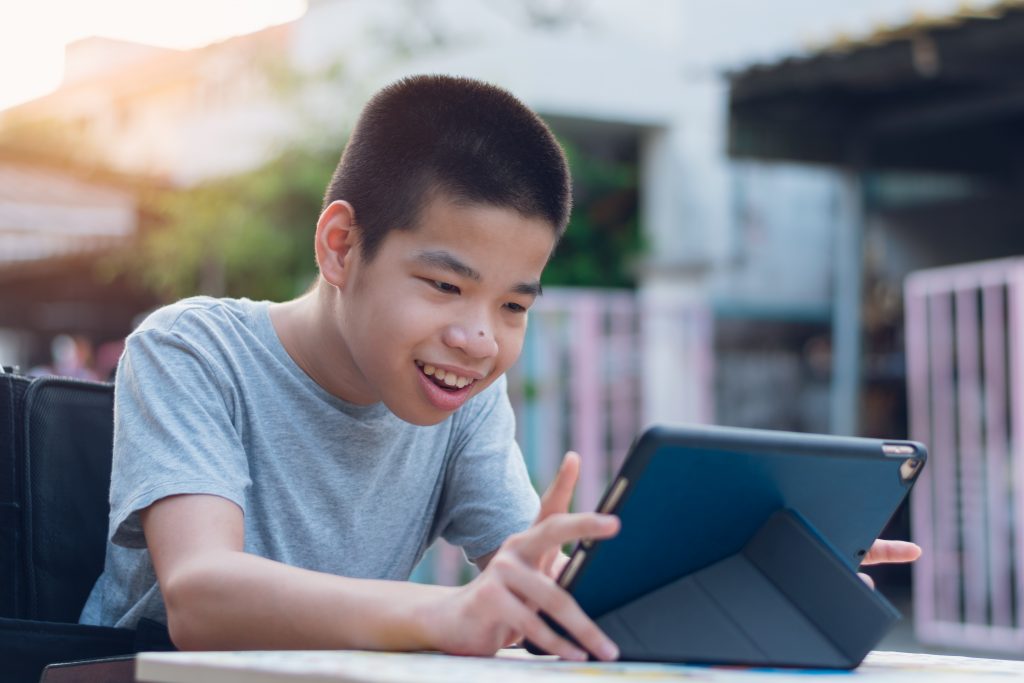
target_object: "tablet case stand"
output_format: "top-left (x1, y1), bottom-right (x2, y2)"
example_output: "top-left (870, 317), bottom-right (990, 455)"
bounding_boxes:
top-left (591, 509), bottom-right (900, 669)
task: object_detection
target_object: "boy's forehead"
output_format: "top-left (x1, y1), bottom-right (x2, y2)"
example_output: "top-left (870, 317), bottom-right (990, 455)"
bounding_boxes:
top-left (411, 194), bottom-right (558, 241)
top-left (419, 198), bottom-right (557, 249)
top-left (382, 196), bottom-right (556, 272)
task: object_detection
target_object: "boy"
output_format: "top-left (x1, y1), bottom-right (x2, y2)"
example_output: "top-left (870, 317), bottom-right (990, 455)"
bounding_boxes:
top-left (80, 75), bottom-right (918, 662)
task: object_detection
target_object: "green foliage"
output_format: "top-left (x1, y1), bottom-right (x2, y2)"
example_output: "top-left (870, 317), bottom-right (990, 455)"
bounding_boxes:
top-left (543, 139), bottom-right (643, 288)
top-left (120, 146), bottom-right (339, 302)
top-left (111, 132), bottom-right (643, 303)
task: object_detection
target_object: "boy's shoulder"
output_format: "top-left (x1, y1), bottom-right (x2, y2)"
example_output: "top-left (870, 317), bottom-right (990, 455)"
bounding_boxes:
top-left (134, 296), bottom-right (262, 337)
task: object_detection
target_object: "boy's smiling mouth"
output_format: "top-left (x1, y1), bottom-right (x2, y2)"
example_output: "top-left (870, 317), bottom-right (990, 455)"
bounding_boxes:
top-left (415, 360), bottom-right (478, 391)
top-left (414, 360), bottom-right (481, 413)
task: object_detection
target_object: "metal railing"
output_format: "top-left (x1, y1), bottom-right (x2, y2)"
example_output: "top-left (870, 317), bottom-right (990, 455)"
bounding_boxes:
top-left (906, 257), bottom-right (1024, 652)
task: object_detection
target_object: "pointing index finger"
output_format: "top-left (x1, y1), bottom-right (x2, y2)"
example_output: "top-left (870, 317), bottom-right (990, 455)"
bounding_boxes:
top-left (538, 452), bottom-right (580, 522)
top-left (514, 513), bottom-right (619, 565)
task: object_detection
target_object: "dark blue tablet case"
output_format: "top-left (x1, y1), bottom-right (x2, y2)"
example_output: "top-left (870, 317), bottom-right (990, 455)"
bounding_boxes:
top-left (538, 425), bottom-right (926, 669)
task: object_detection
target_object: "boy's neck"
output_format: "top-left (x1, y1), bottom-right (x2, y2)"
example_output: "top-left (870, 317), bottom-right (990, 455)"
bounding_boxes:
top-left (268, 283), bottom-right (378, 405)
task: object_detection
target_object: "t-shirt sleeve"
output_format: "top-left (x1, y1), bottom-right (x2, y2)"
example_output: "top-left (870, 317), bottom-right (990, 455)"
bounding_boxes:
top-left (435, 375), bottom-right (540, 562)
top-left (108, 325), bottom-right (251, 549)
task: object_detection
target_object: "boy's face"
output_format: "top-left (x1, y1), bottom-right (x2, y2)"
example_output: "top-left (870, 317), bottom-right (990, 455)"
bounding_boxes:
top-left (336, 196), bottom-right (556, 425)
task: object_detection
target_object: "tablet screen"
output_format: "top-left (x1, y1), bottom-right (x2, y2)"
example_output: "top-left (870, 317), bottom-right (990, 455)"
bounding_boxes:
top-left (562, 426), bottom-right (926, 621)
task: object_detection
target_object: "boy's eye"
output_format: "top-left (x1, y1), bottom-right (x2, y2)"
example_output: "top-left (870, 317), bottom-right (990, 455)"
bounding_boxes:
top-left (431, 280), bottom-right (460, 294)
top-left (505, 302), bottom-right (528, 313)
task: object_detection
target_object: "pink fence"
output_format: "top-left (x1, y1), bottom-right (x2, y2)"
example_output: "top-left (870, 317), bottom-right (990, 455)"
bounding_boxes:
top-left (905, 258), bottom-right (1024, 652)
top-left (420, 288), bottom-right (713, 585)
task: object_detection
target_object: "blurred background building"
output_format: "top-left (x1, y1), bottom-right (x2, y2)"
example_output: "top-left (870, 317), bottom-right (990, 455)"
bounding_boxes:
top-left (3, 0), bottom-right (1023, 656)
top-left (730, 1), bottom-right (1024, 654)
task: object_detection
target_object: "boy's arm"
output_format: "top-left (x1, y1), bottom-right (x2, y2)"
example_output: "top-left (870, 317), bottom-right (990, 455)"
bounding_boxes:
top-left (142, 493), bottom-right (447, 652)
top-left (143, 462), bottom-right (620, 660)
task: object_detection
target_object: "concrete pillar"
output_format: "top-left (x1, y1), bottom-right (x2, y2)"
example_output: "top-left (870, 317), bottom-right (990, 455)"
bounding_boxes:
top-left (638, 124), bottom-right (716, 427)
top-left (829, 167), bottom-right (865, 435)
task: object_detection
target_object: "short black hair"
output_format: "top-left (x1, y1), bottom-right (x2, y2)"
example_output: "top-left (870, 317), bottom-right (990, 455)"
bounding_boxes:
top-left (323, 75), bottom-right (571, 262)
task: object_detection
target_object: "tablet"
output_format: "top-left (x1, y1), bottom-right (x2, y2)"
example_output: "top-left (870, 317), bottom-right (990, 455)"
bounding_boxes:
top-left (556, 424), bottom-right (926, 626)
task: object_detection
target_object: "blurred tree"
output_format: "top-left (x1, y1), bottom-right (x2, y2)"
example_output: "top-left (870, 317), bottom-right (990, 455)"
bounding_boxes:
top-left (120, 133), bottom-right (642, 303)
top-left (113, 131), bottom-right (643, 303)
top-left (117, 145), bottom-right (336, 302)
top-left (544, 139), bottom-right (643, 288)
top-left (99, 47), bottom-right (344, 303)
top-left (0, 115), bottom-right (141, 196)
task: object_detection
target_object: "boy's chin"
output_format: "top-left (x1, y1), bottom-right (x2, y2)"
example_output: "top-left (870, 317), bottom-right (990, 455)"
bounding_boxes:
top-left (386, 400), bottom-right (457, 427)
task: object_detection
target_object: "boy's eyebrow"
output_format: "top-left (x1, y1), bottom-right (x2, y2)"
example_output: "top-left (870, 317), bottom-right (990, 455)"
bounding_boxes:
top-left (513, 281), bottom-right (544, 297)
top-left (415, 250), bottom-right (480, 281)
top-left (414, 249), bottom-right (543, 297)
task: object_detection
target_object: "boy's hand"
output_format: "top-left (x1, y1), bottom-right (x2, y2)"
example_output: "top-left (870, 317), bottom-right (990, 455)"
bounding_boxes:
top-left (857, 538), bottom-right (922, 588)
top-left (430, 452), bottom-right (620, 662)
top-left (862, 539), bottom-right (921, 565)
top-left (536, 451), bottom-right (583, 579)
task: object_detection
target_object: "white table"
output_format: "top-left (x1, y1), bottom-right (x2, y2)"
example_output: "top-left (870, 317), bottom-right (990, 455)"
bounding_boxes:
top-left (135, 648), bottom-right (1024, 683)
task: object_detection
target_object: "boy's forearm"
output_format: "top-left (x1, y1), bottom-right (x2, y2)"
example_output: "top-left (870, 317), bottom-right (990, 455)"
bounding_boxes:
top-left (163, 549), bottom-right (452, 651)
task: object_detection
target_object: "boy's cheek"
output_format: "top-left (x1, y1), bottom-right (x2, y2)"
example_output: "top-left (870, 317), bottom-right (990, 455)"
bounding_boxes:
top-left (505, 337), bottom-right (528, 365)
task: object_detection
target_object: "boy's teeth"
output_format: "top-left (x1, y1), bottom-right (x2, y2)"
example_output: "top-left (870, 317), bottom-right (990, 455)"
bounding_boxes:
top-left (419, 362), bottom-right (473, 389)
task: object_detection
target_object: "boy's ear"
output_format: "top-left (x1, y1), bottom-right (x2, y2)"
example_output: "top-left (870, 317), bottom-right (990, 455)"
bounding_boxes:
top-left (315, 200), bottom-right (359, 288)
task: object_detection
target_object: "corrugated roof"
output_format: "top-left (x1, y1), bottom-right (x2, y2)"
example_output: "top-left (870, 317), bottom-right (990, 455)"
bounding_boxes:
top-left (727, 0), bottom-right (1024, 169)
top-left (0, 163), bottom-right (135, 265)
top-left (814, 1), bottom-right (1019, 53)
top-left (732, 0), bottom-right (1024, 78)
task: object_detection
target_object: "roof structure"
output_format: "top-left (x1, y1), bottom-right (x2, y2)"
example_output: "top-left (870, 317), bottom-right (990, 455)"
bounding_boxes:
top-left (728, 0), bottom-right (1024, 174)
top-left (0, 163), bottom-right (135, 265)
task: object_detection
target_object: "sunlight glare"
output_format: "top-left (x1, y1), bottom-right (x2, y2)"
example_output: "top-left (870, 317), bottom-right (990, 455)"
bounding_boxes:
top-left (0, 0), bottom-right (308, 111)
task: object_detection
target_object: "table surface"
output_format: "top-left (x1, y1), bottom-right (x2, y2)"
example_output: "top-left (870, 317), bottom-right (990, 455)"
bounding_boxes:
top-left (135, 648), bottom-right (1024, 683)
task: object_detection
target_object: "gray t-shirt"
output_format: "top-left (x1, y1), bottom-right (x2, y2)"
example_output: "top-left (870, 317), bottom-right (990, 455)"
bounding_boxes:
top-left (80, 297), bottom-right (539, 629)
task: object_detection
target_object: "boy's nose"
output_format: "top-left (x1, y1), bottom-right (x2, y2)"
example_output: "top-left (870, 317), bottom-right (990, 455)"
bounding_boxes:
top-left (442, 322), bottom-right (499, 359)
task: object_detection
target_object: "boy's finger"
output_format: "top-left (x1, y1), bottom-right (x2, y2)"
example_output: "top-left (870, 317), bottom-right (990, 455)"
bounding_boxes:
top-left (537, 452), bottom-right (580, 522)
top-left (517, 606), bottom-right (589, 661)
top-left (514, 513), bottom-right (619, 564)
top-left (502, 560), bottom-right (618, 661)
top-left (548, 552), bottom-right (571, 578)
top-left (490, 586), bottom-right (586, 661)
top-left (860, 540), bottom-right (922, 566)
